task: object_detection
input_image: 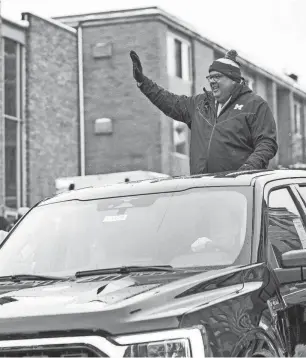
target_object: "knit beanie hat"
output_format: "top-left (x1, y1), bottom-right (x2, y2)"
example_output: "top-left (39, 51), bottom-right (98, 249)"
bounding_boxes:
top-left (209, 50), bottom-right (242, 83)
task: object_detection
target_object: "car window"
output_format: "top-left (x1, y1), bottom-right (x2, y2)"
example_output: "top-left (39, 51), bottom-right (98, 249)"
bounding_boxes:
top-left (297, 186), bottom-right (306, 207)
top-left (267, 187), bottom-right (306, 267)
top-left (0, 187), bottom-right (252, 276)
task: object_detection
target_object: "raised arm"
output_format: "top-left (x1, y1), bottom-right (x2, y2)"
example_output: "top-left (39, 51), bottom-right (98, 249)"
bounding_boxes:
top-left (130, 50), bottom-right (195, 126)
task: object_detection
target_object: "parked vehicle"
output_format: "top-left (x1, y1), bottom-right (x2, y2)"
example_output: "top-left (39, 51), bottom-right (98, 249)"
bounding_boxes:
top-left (55, 170), bottom-right (170, 194)
top-left (0, 170), bottom-right (306, 356)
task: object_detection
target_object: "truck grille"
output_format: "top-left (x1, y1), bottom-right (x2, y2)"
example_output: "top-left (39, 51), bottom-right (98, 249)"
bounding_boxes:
top-left (0, 344), bottom-right (104, 357)
top-left (0, 336), bottom-right (124, 357)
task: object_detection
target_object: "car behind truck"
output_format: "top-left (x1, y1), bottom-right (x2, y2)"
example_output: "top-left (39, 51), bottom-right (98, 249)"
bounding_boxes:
top-left (55, 170), bottom-right (170, 194)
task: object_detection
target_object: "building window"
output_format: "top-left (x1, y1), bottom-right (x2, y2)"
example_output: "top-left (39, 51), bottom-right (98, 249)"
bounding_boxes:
top-left (5, 39), bottom-right (17, 117)
top-left (174, 39), bottom-right (182, 78)
top-left (5, 120), bottom-right (18, 209)
top-left (167, 33), bottom-right (191, 81)
top-left (293, 101), bottom-right (302, 135)
top-left (4, 38), bottom-right (24, 211)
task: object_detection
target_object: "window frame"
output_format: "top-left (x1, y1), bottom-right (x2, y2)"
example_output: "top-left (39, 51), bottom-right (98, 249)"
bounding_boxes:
top-left (260, 180), bottom-right (306, 269)
top-left (293, 100), bottom-right (302, 136)
top-left (295, 185), bottom-right (306, 209)
top-left (3, 37), bottom-right (25, 213)
top-left (167, 32), bottom-right (192, 82)
top-left (266, 186), bottom-right (306, 268)
top-left (174, 38), bottom-right (182, 79)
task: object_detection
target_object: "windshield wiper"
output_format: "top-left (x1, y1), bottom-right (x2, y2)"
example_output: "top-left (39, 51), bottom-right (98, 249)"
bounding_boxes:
top-left (75, 265), bottom-right (174, 278)
top-left (0, 274), bottom-right (67, 282)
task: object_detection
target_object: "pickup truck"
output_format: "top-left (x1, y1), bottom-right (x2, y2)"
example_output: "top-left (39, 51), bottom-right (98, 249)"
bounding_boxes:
top-left (0, 170), bottom-right (305, 357)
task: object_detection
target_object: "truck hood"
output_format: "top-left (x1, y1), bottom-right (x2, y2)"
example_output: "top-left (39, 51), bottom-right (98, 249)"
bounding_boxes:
top-left (0, 265), bottom-right (262, 336)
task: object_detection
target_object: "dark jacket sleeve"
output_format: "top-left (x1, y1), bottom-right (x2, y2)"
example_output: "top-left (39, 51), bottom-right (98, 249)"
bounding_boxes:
top-left (242, 101), bottom-right (278, 170)
top-left (139, 76), bottom-right (195, 127)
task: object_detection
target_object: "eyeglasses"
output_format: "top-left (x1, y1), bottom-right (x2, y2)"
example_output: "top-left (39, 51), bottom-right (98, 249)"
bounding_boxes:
top-left (206, 74), bottom-right (224, 83)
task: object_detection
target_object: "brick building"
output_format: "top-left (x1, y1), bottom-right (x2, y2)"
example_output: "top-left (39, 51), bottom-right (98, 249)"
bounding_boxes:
top-left (0, 15), bottom-right (79, 218)
top-left (0, 6), bottom-right (306, 217)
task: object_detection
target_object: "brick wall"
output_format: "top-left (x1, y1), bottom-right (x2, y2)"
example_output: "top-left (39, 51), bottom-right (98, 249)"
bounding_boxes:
top-left (56, 9), bottom-right (306, 176)
top-left (82, 20), bottom-right (168, 175)
top-left (24, 14), bottom-right (79, 206)
top-left (0, 11), bottom-right (4, 214)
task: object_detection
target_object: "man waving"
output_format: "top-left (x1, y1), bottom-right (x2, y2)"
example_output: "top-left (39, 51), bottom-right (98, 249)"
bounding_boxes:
top-left (130, 49), bottom-right (278, 175)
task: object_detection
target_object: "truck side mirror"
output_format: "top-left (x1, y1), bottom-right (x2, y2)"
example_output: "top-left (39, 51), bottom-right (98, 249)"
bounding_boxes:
top-left (274, 249), bottom-right (306, 284)
top-left (281, 249), bottom-right (306, 268)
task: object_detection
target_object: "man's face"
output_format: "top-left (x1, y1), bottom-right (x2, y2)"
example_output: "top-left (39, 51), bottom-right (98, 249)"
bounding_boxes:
top-left (207, 71), bottom-right (237, 104)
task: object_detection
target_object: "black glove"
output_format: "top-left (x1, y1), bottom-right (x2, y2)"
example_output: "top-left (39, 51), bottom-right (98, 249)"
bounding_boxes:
top-left (130, 50), bottom-right (144, 83)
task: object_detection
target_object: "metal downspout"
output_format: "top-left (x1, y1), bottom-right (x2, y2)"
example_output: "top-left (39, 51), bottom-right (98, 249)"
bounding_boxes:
top-left (77, 24), bottom-right (85, 176)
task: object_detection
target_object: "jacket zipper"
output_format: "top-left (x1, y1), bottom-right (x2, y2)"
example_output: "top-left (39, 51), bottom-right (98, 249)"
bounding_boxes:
top-left (202, 85), bottom-right (249, 173)
top-left (205, 104), bottom-right (217, 172)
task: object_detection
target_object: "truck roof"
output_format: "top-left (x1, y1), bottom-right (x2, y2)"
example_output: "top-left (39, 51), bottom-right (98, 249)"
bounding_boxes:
top-left (43, 169), bottom-right (306, 205)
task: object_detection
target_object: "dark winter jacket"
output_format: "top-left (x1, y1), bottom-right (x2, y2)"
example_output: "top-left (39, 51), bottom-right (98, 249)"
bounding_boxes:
top-left (139, 76), bottom-right (278, 175)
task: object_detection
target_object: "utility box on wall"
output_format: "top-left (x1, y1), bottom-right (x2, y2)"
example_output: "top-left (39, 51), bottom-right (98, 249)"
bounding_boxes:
top-left (94, 118), bottom-right (113, 134)
top-left (92, 42), bottom-right (113, 59)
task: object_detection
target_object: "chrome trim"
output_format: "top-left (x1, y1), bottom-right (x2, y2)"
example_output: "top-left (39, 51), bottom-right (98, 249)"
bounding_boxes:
top-left (0, 336), bottom-right (125, 357)
top-left (115, 327), bottom-right (205, 357)
top-left (0, 328), bottom-right (205, 357)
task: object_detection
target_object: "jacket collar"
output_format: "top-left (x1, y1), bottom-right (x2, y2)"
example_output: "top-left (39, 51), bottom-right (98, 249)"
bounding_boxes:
top-left (215, 96), bottom-right (232, 117)
top-left (203, 84), bottom-right (252, 107)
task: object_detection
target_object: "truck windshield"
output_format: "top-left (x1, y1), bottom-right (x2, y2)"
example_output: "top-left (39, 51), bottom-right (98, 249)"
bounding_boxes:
top-left (0, 187), bottom-right (252, 276)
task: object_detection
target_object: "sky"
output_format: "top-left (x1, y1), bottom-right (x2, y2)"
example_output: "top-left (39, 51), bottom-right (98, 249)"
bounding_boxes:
top-left (2, 0), bottom-right (306, 90)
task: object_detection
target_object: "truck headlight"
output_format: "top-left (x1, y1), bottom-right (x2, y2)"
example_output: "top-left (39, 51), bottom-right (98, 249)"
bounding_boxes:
top-left (114, 327), bottom-right (205, 357)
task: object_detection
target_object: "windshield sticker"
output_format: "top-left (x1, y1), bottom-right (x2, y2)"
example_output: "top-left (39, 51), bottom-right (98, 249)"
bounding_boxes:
top-left (292, 218), bottom-right (306, 248)
top-left (103, 215), bottom-right (127, 222)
